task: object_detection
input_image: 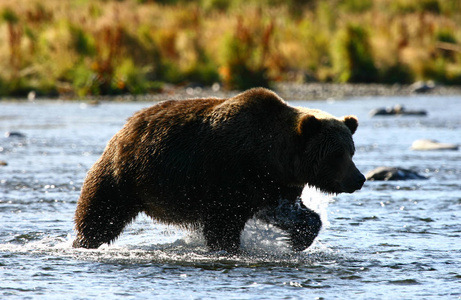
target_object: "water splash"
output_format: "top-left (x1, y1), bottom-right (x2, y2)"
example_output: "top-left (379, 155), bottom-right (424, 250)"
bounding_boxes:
top-left (0, 186), bottom-right (334, 267)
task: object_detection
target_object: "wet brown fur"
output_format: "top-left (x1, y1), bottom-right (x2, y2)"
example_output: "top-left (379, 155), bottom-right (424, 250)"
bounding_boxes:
top-left (73, 88), bottom-right (365, 251)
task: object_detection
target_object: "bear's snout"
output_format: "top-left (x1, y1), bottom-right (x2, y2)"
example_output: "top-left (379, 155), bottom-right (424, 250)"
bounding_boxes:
top-left (343, 171), bottom-right (366, 193)
top-left (354, 172), bottom-right (366, 190)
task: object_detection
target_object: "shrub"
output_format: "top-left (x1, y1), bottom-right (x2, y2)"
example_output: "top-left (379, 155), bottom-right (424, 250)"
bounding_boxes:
top-left (331, 24), bottom-right (379, 83)
top-left (380, 63), bottom-right (414, 84)
top-left (219, 16), bottom-right (272, 90)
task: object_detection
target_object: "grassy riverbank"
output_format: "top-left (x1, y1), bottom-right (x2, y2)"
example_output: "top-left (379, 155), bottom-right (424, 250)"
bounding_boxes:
top-left (0, 0), bottom-right (460, 98)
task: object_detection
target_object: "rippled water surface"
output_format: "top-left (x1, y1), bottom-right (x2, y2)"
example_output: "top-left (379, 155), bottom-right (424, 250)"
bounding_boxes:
top-left (1, 95), bottom-right (460, 299)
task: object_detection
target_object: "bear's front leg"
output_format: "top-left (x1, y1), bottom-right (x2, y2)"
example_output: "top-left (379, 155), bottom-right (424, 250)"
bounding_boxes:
top-left (202, 213), bottom-right (248, 254)
top-left (256, 198), bottom-right (322, 251)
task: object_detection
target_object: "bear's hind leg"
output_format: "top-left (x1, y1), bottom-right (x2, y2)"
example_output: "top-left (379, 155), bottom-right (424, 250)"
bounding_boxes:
top-left (73, 188), bottom-right (141, 249)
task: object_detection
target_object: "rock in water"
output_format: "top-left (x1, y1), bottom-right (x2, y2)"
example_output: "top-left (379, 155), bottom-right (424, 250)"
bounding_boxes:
top-left (4, 131), bottom-right (26, 138)
top-left (369, 104), bottom-right (427, 117)
top-left (410, 81), bottom-right (435, 94)
top-left (366, 167), bottom-right (427, 181)
top-left (411, 139), bottom-right (458, 151)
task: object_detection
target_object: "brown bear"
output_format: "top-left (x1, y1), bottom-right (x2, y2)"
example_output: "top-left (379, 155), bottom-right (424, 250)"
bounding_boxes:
top-left (73, 88), bottom-right (365, 253)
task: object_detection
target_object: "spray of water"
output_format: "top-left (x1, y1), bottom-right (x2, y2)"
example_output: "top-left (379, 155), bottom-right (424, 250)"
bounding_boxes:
top-left (0, 186), bottom-right (335, 265)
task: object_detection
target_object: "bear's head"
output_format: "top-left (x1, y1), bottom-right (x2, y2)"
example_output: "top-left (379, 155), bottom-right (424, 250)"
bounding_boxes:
top-left (295, 110), bottom-right (365, 194)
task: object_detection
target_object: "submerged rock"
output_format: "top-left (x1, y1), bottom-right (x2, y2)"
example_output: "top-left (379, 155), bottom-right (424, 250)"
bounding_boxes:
top-left (369, 104), bottom-right (427, 117)
top-left (411, 139), bottom-right (458, 151)
top-left (366, 167), bottom-right (427, 181)
top-left (0, 160), bottom-right (7, 166)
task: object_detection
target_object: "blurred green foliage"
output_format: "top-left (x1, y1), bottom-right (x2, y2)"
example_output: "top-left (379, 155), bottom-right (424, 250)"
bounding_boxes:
top-left (331, 24), bottom-right (378, 83)
top-left (0, 0), bottom-right (460, 97)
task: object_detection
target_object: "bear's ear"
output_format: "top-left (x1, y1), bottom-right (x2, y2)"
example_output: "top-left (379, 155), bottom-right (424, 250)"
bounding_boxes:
top-left (298, 115), bottom-right (322, 137)
top-left (343, 115), bottom-right (358, 135)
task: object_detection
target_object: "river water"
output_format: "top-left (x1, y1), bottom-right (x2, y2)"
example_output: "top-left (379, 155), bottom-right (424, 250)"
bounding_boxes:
top-left (1, 95), bottom-right (460, 299)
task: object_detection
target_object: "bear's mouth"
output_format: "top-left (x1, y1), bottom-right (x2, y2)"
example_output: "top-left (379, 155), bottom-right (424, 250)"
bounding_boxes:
top-left (305, 184), bottom-right (339, 196)
top-left (337, 179), bottom-right (365, 194)
top-left (308, 180), bottom-right (362, 195)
